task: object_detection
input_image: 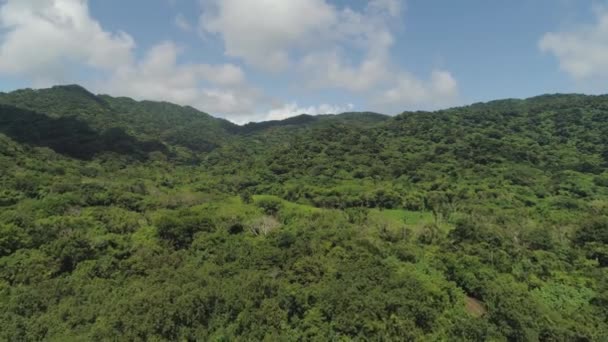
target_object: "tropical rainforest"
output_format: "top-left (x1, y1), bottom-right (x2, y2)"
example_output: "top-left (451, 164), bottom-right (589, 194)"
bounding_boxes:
top-left (0, 85), bottom-right (607, 341)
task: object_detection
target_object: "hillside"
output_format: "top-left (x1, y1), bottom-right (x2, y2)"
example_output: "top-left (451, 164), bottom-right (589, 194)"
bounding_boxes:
top-left (0, 86), bottom-right (607, 341)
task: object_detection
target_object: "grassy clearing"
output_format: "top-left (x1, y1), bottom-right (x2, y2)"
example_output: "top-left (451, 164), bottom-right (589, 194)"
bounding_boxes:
top-left (253, 194), bottom-right (322, 215)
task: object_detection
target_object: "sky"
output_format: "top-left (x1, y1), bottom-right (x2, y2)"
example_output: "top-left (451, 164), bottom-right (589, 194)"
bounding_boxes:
top-left (0, 0), bottom-right (607, 123)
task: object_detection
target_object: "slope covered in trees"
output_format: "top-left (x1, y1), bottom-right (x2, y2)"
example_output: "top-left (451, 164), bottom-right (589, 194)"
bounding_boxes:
top-left (0, 86), bottom-right (607, 340)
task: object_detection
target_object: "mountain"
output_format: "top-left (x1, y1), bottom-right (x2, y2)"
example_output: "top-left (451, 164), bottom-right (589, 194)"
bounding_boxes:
top-left (0, 85), bottom-right (238, 154)
top-left (0, 85), bottom-right (389, 154)
top-left (236, 112), bottom-right (389, 134)
top-left (0, 85), bottom-right (607, 341)
top-left (0, 103), bottom-right (166, 160)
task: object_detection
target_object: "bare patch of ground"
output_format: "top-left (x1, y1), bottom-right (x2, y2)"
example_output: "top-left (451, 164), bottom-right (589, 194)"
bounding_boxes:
top-left (465, 296), bottom-right (487, 318)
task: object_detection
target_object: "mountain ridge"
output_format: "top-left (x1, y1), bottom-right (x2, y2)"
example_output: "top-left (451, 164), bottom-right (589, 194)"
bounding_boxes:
top-left (10, 84), bottom-right (608, 126)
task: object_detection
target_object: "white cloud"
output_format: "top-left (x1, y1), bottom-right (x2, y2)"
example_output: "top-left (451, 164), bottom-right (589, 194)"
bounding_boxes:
top-left (225, 101), bottom-right (354, 124)
top-left (200, 0), bottom-right (459, 112)
top-left (264, 102), bottom-right (354, 121)
top-left (200, 0), bottom-right (336, 71)
top-left (0, 0), bottom-right (460, 122)
top-left (199, 0), bottom-right (400, 72)
top-left (0, 0), bottom-right (264, 117)
top-left (300, 52), bottom-right (391, 92)
top-left (540, 7), bottom-right (608, 79)
top-left (96, 41), bottom-right (259, 116)
top-left (296, 1), bottom-right (397, 92)
top-left (375, 70), bottom-right (459, 112)
top-left (0, 0), bottom-right (134, 82)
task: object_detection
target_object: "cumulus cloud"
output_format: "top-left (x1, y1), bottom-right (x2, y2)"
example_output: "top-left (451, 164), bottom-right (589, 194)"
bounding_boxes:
top-left (296, 1), bottom-right (397, 93)
top-left (0, 0), bottom-right (134, 83)
top-left (540, 7), bottom-right (608, 79)
top-left (0, 0), bottom-right (461, 121)
top-left (200, 0), bottom-right (336, 71)
top-left (200, 0), bottom-right (459, 112)
top-left (264, 102), bottom-right (354, 121)
top-left (375, 70), bottom-right (459, 112)
top-left (0, 0), bottom-right (264, 117)
top-left (224, 101), bottom-right (354, 124)
top-left (95, 41), bottom-right (260, 116)
top-left (200, 0), bottom-right (397, 72)
top-left (300, 51), bottom-right (391, 92)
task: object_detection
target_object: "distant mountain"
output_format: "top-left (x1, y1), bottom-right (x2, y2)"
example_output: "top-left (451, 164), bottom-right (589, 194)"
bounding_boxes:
top-left (2, 85), bottom-right (608, 170)
top-left (236, 112), bottom-right (389, 134)
top-left (0, 85), bottom-right (239, 153)
top-left (0, 103), bottom-right (166, 160)
top-left (0, 85), bottom-right (390, 154)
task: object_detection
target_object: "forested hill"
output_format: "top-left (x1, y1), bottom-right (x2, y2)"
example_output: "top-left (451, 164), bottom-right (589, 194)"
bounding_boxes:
top-left (0, 85), bottom-right (389, 153)
top-left (1, 85), bottom-right (607, 340)
top-left (0, 85), bottom-right (236, 153)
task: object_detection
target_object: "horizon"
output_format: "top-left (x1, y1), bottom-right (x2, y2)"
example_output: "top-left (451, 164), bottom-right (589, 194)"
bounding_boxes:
top-left (2, 82), bottom-right (606, 125)
top-left (1, 1), bottom-right (608, 122)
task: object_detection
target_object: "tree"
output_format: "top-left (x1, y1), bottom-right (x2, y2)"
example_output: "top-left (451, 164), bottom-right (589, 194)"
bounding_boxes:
top-left (156, 211), bottom-right (215, 249)
top-left (0, 223), bottom-right (30, 257)
top-left (248, 216), bottom-right (281, 236)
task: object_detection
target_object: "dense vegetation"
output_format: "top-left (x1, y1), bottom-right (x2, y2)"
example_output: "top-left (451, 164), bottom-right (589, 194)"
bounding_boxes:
top-left (0, 85), bottom-right (607, 341)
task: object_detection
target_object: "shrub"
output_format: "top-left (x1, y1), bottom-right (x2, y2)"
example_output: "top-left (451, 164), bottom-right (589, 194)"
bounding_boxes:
top-left (256, 197), bottom-right (282, 216)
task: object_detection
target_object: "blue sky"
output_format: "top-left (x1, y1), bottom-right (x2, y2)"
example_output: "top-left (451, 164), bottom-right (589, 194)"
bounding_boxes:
top-left (0, 0), bottom-right (607, 122)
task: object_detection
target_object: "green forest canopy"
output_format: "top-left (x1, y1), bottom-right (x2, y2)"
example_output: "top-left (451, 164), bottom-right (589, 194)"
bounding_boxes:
top-left (0, 85), bottom-right (607, 340)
